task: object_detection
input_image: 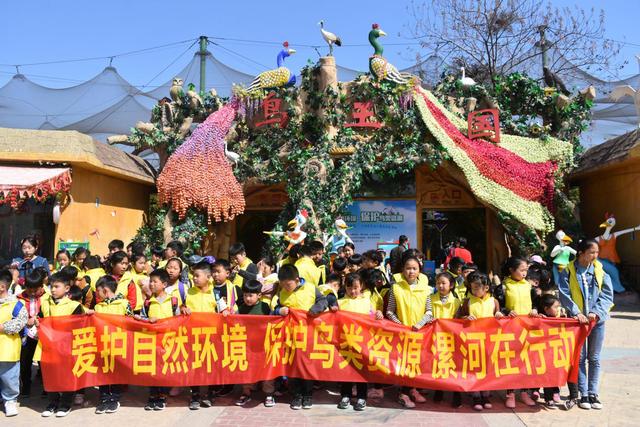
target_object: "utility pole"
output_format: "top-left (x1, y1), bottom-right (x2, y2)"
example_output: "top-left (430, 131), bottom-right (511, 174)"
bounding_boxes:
top-left (538, 25), bottom-right (548, 71)
top-left (198, 36), bottom-right (208, 94)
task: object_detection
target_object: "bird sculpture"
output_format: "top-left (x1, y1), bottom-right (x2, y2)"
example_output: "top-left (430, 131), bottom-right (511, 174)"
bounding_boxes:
top-left (460, 67), bottom-right (476, 87)
top-left (186, 83), bottom-right (203, 110)
top-left (263, 209), bottom-right (309, 250)
top-left (610, 85), bottom-right (640, 127)
top-left (368, 23), bottom-right (414, 85)
top-left (319, 20), bottom-right (342, 56)
top-left (595, 213), bottom-right (640, 293)
top-left (246, 42), bottom-right (296, 93)
top-left (549, 229), bottom-right (576, 285)
top-left (322, 218), bottom-right (354, 254)
top-left (543, 66), bottom-right (569, 95)
top-left (169, 77), bottom-right (184, 105)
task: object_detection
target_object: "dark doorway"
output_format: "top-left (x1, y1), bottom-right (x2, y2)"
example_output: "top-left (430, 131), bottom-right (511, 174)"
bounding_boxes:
top-left (422, 208), bottom-right (486, 270)
top-left (0, 198), bottom-right (55, 265)
top-left (235, 211), bottom-right (281, 261)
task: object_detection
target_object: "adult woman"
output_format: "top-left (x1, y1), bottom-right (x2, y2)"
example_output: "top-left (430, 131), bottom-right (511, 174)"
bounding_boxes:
top-left (558, 239), bottom-right (614, 410)
top-left (10, 235), bottom-right (50, 293)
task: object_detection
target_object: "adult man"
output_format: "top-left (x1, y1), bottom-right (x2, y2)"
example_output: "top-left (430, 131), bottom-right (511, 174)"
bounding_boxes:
top-left (389, 235), bottom-right (409, 275)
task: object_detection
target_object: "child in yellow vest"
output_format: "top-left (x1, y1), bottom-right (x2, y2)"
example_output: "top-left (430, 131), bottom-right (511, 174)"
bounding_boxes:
top-left (229, 242), bottom-right (258, 288)
top-left (54, 249), bottom-right (72, 273)
top-left (71, 247), bottom-right (89, 272)
top-left (431, 271), bottom-right (462, 407)
top-left (294, 245), bottom-right (321, 287)
top-left (130, 253), bottom-right (150, 291)
top-left (108, 251), bottom-right (142, 314)
top-left (457, 271), bottom-right (503, 411)
top-left (40, 272), bottom-right (84, 418)
top-left (256, 255), bottom-right (279, 305)
top-left (0, 270), bottom-right (27, 417)
top-left (211, 259), bottom-right (242, 315)
top-left (361, 268), bottom-right (389, 400)
top-left (500, 257), bottom-right (538, 408)
top-left (181, 261), bottom-right (219, 409)
top-left (93, 276), bottom-right (132, 414)
top-left (335, 272), bottom-right (380, 412)
top-left (235, 280), bottom-right (274, 407)
top-left (82, 255), bottom-right (106, 292)
top-left (447, 257), bottom-right (467, 300)
top-left (319, 273), bottom-right (341, 310)
top-left (275, 264), bottom-right (328, 410)
top-left (136, 268), bottom-right (179, 411)
top-left (165, 257), bottom-right (189, 306)
top-left (386, 256), bottom-right (432, 408)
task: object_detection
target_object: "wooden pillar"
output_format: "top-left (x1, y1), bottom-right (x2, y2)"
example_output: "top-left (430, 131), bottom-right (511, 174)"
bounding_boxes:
top-left (318, 56), bottom-right (338, 139)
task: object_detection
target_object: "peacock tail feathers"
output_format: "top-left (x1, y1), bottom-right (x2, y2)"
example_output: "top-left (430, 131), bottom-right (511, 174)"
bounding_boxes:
top-left (247, 67), bottom-right (292, 93)
top-left (369, 55), bottom-right (414, 85)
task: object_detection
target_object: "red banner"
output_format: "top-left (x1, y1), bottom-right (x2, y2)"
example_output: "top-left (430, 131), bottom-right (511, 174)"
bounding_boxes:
top-left (38, 310), bottom-right (590, 392)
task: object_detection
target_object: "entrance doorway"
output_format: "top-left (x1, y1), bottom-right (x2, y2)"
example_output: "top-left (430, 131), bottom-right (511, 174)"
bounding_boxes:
top-left (0, 199), bottom-right (55, 264)
top-left (235, 211), bottom-right (281, 261)
top-left (422, 208), bottom-right (486, 270)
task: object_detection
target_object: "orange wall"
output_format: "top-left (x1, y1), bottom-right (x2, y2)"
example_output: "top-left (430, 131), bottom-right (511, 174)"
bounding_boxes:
top-left (54, 166), bottom-right (153, 255)
top-left (576, 161), bottom-right (640, 266)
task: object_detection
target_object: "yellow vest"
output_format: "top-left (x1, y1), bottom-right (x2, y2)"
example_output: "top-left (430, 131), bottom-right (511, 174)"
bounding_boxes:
top-left (118, 272), bottom-right (143, 311)
top-left (432, 293), bottom-right (461, 319)
top-left (318, 284), bottom-right (338, 298)
top-left (158, 259), bottom-right (168, 269)
top-left (0, 300), bottom-right (22, 362)
top-left (295, 257), bottom-right (321, 287)
top-left (279, 281), bottom-right (317, 311)
top-left (146, 295), bottom-right (176, 319)
top-left (85, 268), bottom-right (106, 291)
top-left (95, 298), bottom-right (129, 315)
top-left (338, 295), bottom-right (373, 315)
top-left (185, 286), bottom-right (218, 313)
top-left (259, 274), bottom-right (279, 304)
top-left (504, 277), bottom-right (532, 315)
top-left (48, 297), bottom-right (81, 317)
top-left (370, 287), bottom-right (388, 312)
top-left (391, 279), bottom-right (430, 326)
top-left (566, 260), bottom-right (604, 313)
top-left (317, 264), bottom-right (327, 285)
top-left (70, 262), bottom-right (85, 272)
top-left (393, 273), bottom-right (432, 294)
top-left (213, 281), bottom-right (239, 313)
top-left (468, 294), bottom-right (496, 318)
top-left (232, 257), bottom-right (253, 286)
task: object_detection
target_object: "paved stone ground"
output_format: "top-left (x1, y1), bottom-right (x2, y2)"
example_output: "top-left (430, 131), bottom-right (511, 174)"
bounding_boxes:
top-left (7, 294), bottom-right (640, 427)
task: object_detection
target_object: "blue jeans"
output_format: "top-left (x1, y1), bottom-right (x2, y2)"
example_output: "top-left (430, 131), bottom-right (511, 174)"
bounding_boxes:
top-left (579, 320), bottom-right (605, 396)
top-left (0, 361), bottom-right (20, 403)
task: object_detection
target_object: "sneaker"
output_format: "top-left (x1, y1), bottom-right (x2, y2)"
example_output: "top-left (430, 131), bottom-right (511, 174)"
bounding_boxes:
top-left (55, 406), bottom-right (71, 417)
top-left (302, 396), bottom-right (312, 409)
top-left (545, 400), bottom-right (557, 409)
top-left (409, 388), bottom-right (426, 403)
top-left (95, 401), bottom-right (107, 414)
top-left (144, 398), bottom-right (156, 411)
top-left (520, 391), bottom-right (536, 406)
top-left (200, 396), bottom-right (213, 408)
top-left (433, 390), bottom-right (444, 402)
top-left (154, 398), bottom-right (166, 411)
top-left (553, 393), bottom-right (562, 403)
top-left (398, 393), bottom-right (416, 409)
top-left (354, 399), bottom-right (366, 411)
top-left (290, 395), bottom-right (303, 410)
top-left (337, 396), bottom-right (350, 409)
top-left (105, 400), bottom-right (120, 413)
top-left (42, 404), bottom-right (57, 417)
top-left (482, 396), bottom-right (492, 409)
top-left (578, 396), bottom-right (591, 410)
top-left (589, 395), bottom-right (602, 410)
top-left (264, 395), bottom-right (275, 407)
top-left (505, 392), bottom-right (516, 409)
top-left (473, 397), bottom-right (483, 411)
top-left (189, 399), bottom-right (201, 410)
top-left (4, 400), bottom-right (18, 417)
top-left (235, 395), bottom-right (251, 406)
top-left (563, 398), bottom-right (578, 411)
top-left (73, 393), bottom-right (85, 406)
top-left (452, 392), bottom-right (462, 408)
top-left (367, 388), bottom-right (384, 399)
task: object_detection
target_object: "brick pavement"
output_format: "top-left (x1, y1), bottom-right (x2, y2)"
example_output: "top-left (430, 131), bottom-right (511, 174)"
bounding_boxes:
top-left (6, 296), bottom-right (640, 427)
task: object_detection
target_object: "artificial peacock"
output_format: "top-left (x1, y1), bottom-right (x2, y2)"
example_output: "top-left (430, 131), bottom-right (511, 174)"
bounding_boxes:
top-left (368, 23), bottom-right (414, 85)
top-left (246, 42), bottom-right (296, 93)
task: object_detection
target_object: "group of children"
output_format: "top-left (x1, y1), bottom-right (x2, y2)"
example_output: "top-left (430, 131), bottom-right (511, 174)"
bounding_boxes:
top-left (0, 235), bottom-right (582, 417)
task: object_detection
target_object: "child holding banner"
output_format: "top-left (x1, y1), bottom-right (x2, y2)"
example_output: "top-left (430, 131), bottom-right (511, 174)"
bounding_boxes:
top-left (109, 251), bottom-right (142, 314)
top-left (165, 257), bottom-right (189, 305)
top-left (431, 271), bottom-right (462, 407)
top-left (138, 268), bottom-right (180, 410)
top-left (0, 269), bottom-right (27, 417)
top-left (274, 264), bottom-right (328, 410)
top-left (181, 261), bottom-right (219, 409)
top-left (93, 275), bottom-right (133, 414)
top-left (501, 257), bottom-right (538, 408)
top-left (40, 272), bottom-right (84, 418)
top-left (17, 271), bottom-right (46, 399)
top-left (386, 255), bottom-right (433, 408)
top-left (457, 271), bottom-right (503, 411)
top-left (335, 272), bottom-right (382, 411)
top-left (236, 279), bottom-right (274, 407)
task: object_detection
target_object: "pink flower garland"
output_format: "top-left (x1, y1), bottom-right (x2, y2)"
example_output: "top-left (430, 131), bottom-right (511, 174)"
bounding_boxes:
top-left (421, 93), bottom-right (556, 211)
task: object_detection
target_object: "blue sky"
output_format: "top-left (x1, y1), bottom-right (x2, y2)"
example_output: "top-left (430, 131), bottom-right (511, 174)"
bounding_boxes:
top-left (0, 0), bottom-right (638, 88)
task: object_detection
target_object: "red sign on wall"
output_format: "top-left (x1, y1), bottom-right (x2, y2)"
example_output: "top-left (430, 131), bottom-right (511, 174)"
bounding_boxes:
top-left (468, 109), bottom-right (500, 143)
